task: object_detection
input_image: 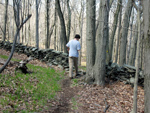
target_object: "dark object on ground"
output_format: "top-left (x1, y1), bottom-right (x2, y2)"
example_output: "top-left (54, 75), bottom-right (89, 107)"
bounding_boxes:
top-left (15, 57), bottom-right (34, 74)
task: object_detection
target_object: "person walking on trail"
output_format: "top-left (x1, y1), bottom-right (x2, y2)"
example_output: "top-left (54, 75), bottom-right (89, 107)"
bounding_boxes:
top-left (66, 34), bottom-right (81, 79)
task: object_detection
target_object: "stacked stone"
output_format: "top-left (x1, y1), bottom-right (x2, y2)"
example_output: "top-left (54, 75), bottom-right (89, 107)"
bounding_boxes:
top-left (0, 41), bottom-right (69, 68)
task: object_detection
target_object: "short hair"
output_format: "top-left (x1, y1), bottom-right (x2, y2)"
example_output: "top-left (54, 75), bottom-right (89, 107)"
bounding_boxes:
top-left (75, 34), bottom-right (80, 39)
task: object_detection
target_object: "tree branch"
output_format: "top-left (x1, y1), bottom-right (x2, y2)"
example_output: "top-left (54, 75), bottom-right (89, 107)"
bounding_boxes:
top-left (0, 25), bottom-right (4, 35)
top-left (0, 14), bottom-right (32, 73)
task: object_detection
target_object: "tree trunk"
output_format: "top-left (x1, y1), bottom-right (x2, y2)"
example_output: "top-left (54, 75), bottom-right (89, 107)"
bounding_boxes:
top-left (132, 2), bottom-right (141, 112)
top-left (13, 0), bottom-right (21, 43)
top-left (78, 0), bottom-right (84, 66)
top-left (27, 0), bottom-right (31, 45)
top-left (119, 0), bottom-right (133, 66)
top-left (94, 0), bottom-right (109, 86)
top-left (35, 0), bottom-right (39, 49)
top-left (54, 3), bottom-right (57, 50)
top-left (66, 0), bottom-right (71, 41)
top-left (85, 0), bottom-right (96, 81)
top-left (143, 0), bottom-right (150, 112)
top-left (56, 0), bottom-right (67, 53)
top-left (128, 24), bottom-right (138, 66)
top-left (45, 0), bottom-right (50, 49)
top-left (127, 9), bottom-right (134, 64)
top-left (3, 0), bottom-right (8, 41)
top-left (108, 0), bottom-right (121, 62)
top-left (21, 0), bottom-right (25, 43)
top-left (114, 0), bottom-right (122, 63)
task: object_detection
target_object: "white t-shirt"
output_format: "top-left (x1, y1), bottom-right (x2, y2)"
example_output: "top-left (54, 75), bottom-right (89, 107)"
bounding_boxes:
top-left (66, 39), bottom-right (81, 57)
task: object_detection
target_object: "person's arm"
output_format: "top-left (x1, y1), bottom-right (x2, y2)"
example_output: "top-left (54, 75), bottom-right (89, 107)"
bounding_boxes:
top-left (66, 46), bottom-right (70, 52)
top-left (77, 43), bottom-right (81, 51)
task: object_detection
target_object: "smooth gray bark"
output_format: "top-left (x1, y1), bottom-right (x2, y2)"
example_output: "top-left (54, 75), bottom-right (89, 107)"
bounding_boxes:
top-left (143, 0), bottom-right (150, 112)
top-left (86, 0), bottom-right (96, 79)
top-left (21, 0), bottom-right (25, 43)
top-left (114, 0), bottom-right (122, 63)
top-left (54, 4), bottom-right (58, 51)
top-left (78, 0), bottom-right (84, 66)
top-left (108, 0), bottom-right (121, 62)
top-left (127, 9), bottom-right (134, 64)
top-left (54, 2), bottom-right (58, 50)
top-left (66, 0), bottom-right (71, 41)
top-left (35, 0), bottom-right (39, 49)
top-left (119, 0), bottom-right (133, 66)
top-left (3, 0), bottom-right (8, 41)
top-left (128, 24), bottom-right (138, 66)
top-left (94, 0), bottom-right (109, 86)
top-left (96, 0), bottom-right (114, 34)
top-left (13, 0), bottom-right (21, 43)
top-left (132, 2), bottom-right (141, 112)
top-left (45, 0), bottom-right (50, 49)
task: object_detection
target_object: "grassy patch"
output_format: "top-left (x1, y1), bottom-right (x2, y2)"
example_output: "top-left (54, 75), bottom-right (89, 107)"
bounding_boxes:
top-left (0, 64), bottom-right (65, 112)
top-left (0, 54), bottom-right (21, 62)
top-left (71, 78), bottom-right (79, 87)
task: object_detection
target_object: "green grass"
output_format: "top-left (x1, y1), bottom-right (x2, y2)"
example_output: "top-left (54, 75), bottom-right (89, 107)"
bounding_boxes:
top-left (0, 54), bottom-right (21, 62)
top-left (0, 64), bottom-right (65, 112)
top-left (71, 78), bottom-right (79, 87)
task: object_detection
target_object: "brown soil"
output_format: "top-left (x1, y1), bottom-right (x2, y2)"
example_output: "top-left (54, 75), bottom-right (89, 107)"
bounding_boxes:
top-left (46, 78), bottom-right (82, 113)
top-left (0, 49), bottom-right (144, 113)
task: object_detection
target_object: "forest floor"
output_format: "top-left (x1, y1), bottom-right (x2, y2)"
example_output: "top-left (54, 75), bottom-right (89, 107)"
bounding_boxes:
top-left (0, 49), bottom-right (144, 113)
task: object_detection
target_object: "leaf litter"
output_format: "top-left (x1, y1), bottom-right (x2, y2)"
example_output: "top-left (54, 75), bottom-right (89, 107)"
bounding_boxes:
top-left (0, 49), bottom-right (144, 113)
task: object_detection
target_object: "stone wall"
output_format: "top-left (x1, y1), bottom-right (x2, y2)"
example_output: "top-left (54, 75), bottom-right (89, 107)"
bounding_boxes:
top-left (0, 41), bottom-right (69, 69)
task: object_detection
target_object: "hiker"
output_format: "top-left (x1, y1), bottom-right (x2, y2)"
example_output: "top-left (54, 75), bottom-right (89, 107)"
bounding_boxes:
top-left (66, 34), bottom-right (81, 79)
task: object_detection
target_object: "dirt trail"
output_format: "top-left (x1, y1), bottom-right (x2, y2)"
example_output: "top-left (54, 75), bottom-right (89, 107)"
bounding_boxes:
top-left (47, 78), bottom-right (80, 113)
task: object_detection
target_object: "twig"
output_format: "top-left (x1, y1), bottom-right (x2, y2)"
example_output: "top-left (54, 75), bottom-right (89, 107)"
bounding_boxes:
top-left (103, 98), bottom-right (110, 113)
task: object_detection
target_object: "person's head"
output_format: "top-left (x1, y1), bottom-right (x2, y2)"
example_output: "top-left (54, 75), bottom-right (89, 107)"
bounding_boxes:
top-left (74, 34), bottom-right (80, 40)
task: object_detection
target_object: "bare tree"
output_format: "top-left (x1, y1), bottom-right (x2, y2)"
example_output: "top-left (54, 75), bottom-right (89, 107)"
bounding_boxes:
top-left (143, 0), bottom-right (150, 112)
top-left (128, 23), bottom-right (138, 66)
top-left (132, 1), bottom-right (141, 112)
top-left (45, 0), bottom-right (51, 49)
top-left (85, 0), bottom-right (96, 83)
top-left (2, 0), bottom-right (9, 41)
top-left (86, 0), bottom-right (109, 86)
top-left (35, 0), bottom-right (39, 49)
top-left (119, 0), bottom-right (133, 66)
top-left (127, 9), bottom-right (134, 64)
top-left (13, 0), bottom-right (21, 43)
top-left (78, 0), bottom-right (85, 66)
top-left (56, 0), bottom-right (67, 53)
top-left (94, 0), bottom-right (109, 85)
top-left (54, 1), bottom-right (58, 50)
top-left (114, 0), bottom-right (122, 63)
top-left (66, 0), bottom-right (71, 41)
top-left (108, 0), bottom-right (121, 62)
